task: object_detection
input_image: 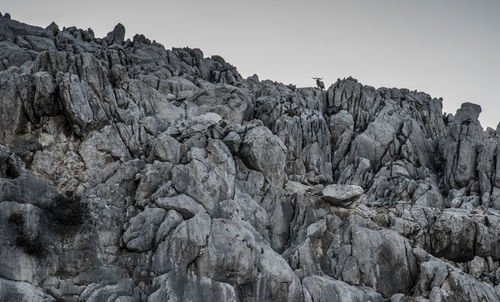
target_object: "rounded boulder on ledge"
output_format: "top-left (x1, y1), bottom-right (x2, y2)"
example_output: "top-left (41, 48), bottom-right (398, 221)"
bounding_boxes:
top-left (322, 184), bottom-right (364, 207)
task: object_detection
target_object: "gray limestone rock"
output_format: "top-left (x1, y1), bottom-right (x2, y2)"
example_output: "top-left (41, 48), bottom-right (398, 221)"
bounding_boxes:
top-left (148, 271), bottom-right (236, 302)
top-left (346, 224), bottom-right (419, 296)
top-left (322, 184), bottom-right (364, 207)
top-left (147, 132), bottom-right (182, 164)
top-left (0, 174), bottom-right (58, 208)
top-left (414, 248), bottom-right (499, 302)
top-left (122, 207), bottom-right (166, 252)
top-left (171, 139), bottom-right (235, 215)
top-left (196, 218), bottom-right (259, 285)
top-left (442, 102), bottom-right (485, 190)
top-left (134, 161), bottom-right (173, 207)
top-left (0, 16), bottom-right (499, 302)
top-left (240, 126), bottom-right (287, 187)
top-left (0, 278), bottom-right (55, 302)
top-left (153, 212), bottom-right (211, 273)
top-left (154, 210), bottom-right (183, 246)
top-left (429, 209), bottom-right (498, 261)
top-left (155, 194), bottom-right (205, 219)
top-left (105, 23), bottom-right (125, 45)
top-left (303, 275), bottom-right (384, 302)
top-left (219, 191), bottom-right (269, 238)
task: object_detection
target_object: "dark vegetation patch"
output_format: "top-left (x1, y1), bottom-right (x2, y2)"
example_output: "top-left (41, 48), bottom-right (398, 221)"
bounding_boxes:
top-left (285, 108), bottom-right (296, 117)
top-left (8, 212), bottom-right (25, 225)
top-left (5, 160), bottom-right (21, 178)
top-left (8, 212), bottom-right (42, 256)
top-left (9, 192), bottom-right (90, 258)
top-left (0, 149), bottom-right (21, 179)
top-left (15, 232), bottom-right (42, 256)
top-left (2, 156), bottom-right (21, 179)
top-left (45, 193), bottom-right (87, 228)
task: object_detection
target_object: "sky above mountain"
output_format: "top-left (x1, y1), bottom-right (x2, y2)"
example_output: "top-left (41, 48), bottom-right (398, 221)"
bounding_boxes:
top-left (3, 0), bottom-right (499, 128)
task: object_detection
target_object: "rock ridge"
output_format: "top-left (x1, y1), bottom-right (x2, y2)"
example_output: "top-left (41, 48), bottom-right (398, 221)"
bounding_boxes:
top-left (0, 14), bottom-right (499, 301)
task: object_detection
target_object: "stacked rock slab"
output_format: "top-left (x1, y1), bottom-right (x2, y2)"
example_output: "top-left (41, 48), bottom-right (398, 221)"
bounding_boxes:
top-left (0, 14), bottom-right (499, 301)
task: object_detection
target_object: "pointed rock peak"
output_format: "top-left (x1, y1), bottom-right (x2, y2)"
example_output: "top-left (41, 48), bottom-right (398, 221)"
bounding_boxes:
top-left (247, 74), bottom-right (259, 82)
top-left (455, 102), bottom-right (482, 123)
top-left (113, 23), bottom-right (125, 34)
top-left (105, 23), bottom-right (125, 45)
top-left (46, 22), bottom-right (60, 35)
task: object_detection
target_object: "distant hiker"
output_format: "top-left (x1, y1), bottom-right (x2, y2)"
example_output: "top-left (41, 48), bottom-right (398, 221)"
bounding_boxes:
top-left (313, 77), bottom-right (325, 90)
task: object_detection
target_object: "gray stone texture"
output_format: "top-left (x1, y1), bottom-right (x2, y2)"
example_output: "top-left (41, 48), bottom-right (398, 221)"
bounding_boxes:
top-left (0, 14), bottom-right (498, 301)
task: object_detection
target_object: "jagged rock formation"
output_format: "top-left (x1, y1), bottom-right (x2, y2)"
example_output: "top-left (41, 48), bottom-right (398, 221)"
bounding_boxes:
top-left (0, 14), bottom-right (499, 301)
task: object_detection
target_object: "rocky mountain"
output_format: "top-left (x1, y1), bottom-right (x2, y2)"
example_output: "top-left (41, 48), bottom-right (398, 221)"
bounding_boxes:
top-left (0, 14), bottom-right (499, 302)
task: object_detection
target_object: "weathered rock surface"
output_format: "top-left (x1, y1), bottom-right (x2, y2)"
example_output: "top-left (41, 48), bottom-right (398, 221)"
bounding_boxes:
top-left (322, 184), bottom-right (363, 207)
top-left (0, 14), bottom-right (499, 301)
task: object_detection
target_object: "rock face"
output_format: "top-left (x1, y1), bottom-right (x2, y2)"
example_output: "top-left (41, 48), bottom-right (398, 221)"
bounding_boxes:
top-left (0, 14), bottom-right (499, 301)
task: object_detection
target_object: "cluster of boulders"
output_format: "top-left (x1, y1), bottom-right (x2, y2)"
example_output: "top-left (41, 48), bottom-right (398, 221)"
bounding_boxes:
top-left (0, 14), bottom-right (499, 301)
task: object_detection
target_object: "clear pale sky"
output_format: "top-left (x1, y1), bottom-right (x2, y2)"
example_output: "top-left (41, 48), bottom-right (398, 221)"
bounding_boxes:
top-left (2, 0), bottom-right (499, 128)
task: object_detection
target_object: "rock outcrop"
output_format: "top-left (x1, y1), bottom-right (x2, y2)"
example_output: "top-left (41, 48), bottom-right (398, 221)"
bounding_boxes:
top-left (0, 14), bottom-right (499, 301)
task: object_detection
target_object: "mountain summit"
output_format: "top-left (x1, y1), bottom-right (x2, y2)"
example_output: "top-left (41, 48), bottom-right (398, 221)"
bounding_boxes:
top-left (0, 15), bottom-right (499, 301)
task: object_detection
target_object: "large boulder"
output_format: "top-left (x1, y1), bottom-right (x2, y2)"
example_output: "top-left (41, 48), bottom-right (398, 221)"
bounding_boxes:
top-left (322, 184), bottom-right (364, 207)
top-left (240, 126), bottom-right (287, 187)
top-left (122, 207), bottom-right (166, 252)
